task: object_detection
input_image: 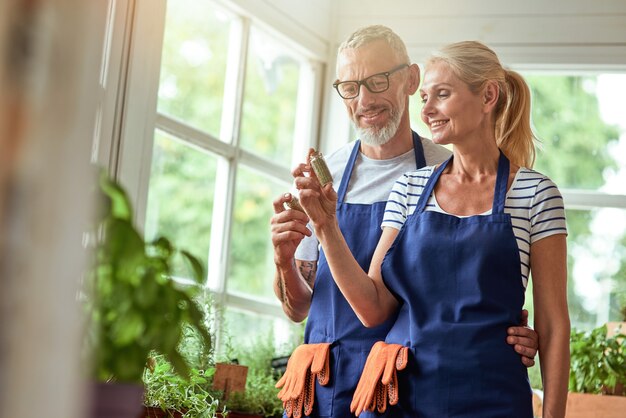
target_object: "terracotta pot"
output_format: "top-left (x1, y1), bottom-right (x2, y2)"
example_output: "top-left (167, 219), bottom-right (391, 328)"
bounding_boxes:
top-left (606, 321), bottom-right (626, 338)
top-left (221, 413), bottom-right (263, 418)
top-left (91, 381), bottom-right (144, 418)
top-left (565, 392), bottom-right (626, 418)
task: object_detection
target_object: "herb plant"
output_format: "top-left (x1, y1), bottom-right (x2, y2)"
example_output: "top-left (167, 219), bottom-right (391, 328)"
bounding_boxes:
top-left (569, 324), bottom-right (626, 395)
top-left (85, 171), bottom-right (212, 384)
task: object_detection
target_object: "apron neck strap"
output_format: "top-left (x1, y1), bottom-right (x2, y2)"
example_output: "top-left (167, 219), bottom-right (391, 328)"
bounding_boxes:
top-left (492, 151), bottom-right (510, 214)
top-left (337, 140), bottom-right (361, 203)
top-left (412, 131), bottom-right (426, 169)
top-left (416, 156), bottom-right (451, 213)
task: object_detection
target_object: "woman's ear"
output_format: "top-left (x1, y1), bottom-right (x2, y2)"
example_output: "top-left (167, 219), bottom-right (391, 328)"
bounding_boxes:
top-left (482, 81), bottom-right (499, 112)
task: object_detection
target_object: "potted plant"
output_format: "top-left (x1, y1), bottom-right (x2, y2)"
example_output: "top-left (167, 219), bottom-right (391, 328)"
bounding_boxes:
top-left (85, 171), bottom-right (214, 418)
top-left (221, 334), bottom-right (288, 418)
top-left (223, 371), bottom-right (283, 418)
top-left (142, 292), bottom-right (224, 418)
top-left (142, 350), bottom-right (222, 418)
top-left (566, 324), bottom-right (626, 417)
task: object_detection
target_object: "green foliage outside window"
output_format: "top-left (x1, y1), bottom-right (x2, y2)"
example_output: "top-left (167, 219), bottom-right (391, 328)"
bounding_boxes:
top-left (526, 75), bottom-right (624, 330)
top-left (145, 132), bottom-right (216, 279)
top-left (240, 29), bottom-right (301, 167)
top-left (158, 0), bottom-right (231, 138)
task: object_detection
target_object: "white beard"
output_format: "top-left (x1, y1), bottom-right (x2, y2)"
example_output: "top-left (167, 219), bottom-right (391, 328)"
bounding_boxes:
top-left (355, 105), bottom-right (403, 147)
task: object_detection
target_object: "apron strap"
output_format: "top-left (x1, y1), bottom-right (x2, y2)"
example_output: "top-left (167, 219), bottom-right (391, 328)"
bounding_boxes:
top-left (492, 151), bottom-right (510, 214)
top-left (416, 155), bottom-right (452, 214)
top-left (336, 140), bottom-right (361, 203)
top-left (411, 131), bottom-right (426, 169)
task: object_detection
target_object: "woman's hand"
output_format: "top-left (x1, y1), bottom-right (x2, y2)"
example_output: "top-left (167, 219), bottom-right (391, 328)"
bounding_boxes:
top-left (292, 150), bottom-right (337, 232)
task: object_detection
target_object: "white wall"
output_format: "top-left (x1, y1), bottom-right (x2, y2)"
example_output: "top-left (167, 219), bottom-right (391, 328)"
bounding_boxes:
top-left (333, 0), bottom-right (626, 66)
top-left (321, 0), bottom-right (626, 152)
top-left (220, 0), bottom-right (334, 60)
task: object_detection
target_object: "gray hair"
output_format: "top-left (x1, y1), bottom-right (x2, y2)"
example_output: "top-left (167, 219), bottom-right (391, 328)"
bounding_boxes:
top-left (337, 25), bottom-right (410, 73)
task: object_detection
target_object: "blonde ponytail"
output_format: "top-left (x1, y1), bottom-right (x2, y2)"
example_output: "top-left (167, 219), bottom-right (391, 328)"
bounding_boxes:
top-left (496, 70), bottom-right (536, 168)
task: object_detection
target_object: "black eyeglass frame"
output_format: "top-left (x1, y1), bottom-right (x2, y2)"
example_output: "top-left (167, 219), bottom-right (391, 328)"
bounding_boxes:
top-left (332, 63), bottom-right (410, 99)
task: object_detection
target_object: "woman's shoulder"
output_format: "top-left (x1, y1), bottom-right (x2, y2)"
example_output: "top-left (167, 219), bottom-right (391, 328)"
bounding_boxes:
top-left (513, 167), bottom-right (560, 189)
top-left (510, 167), bottom-right (564, 205)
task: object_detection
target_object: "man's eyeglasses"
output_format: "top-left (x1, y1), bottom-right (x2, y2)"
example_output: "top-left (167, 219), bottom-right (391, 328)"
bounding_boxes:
top-left (333, 64), bottom-right (409, 99)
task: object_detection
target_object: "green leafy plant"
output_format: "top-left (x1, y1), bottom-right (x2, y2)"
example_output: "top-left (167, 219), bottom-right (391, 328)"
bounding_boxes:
top-left (225, 371), bottom-right (283, 417)
top-left (143, 352), bottom-right (222, 418)
top-left (85, 171), bottom-right (212, 384)
top-left (223, 334), bottom-right (288, 417)
top-left (569, 325), bottom-right (626, 395)
top-left (142, 292), bottom-right (224, 417)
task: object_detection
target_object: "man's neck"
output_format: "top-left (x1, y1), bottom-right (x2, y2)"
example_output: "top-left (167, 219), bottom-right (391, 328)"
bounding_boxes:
top-left (360, 128), bottom-right (414, 160)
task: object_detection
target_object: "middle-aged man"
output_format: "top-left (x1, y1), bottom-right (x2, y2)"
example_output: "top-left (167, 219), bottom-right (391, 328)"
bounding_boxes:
top-left (270, 25), bottom-right (539, 417)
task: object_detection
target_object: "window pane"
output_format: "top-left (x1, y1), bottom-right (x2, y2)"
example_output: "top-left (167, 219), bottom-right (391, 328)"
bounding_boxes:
top-left (158, 0), bottom-right (234, 138)
top-left (223, 308), bottom-right (303, 354)
top-left (145, 130), bottom-right (217, 280)
top-left (240, 26), bottom-right (301, 167)
top-left (566, 208), bottom-right (626, 329)
top-left (524, 208), bottom-right (626, 331)
top-left (228, 166), bottom-right (286, 299)
top-left (526, 74), bottom-right (625, 189)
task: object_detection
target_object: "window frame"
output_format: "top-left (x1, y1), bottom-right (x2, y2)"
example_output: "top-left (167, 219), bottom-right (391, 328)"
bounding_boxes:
top-left (100, 0), bottom-right (324, 349)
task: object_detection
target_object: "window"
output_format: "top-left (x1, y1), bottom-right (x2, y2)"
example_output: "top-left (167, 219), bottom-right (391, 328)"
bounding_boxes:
top-left (525, 73), bottom-right (626, 331)
top-left (142, 0), bottom-right (322, 351)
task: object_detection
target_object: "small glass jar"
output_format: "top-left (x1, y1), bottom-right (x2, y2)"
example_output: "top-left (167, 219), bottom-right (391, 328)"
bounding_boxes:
top-left (310, 150), bottom-right (333, 186)
top-left (283, 194), bottom-right (305, 213)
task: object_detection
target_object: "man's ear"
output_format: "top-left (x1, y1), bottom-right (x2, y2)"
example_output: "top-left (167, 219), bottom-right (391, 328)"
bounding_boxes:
top-left (406, 64), bottom-right (420, 95)
top-left (482, 81), bottom-right (499, 112)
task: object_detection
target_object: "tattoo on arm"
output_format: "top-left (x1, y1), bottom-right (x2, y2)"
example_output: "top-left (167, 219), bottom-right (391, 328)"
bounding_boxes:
top-left (298, 261), bottom-right (317, 289)
top-left (276, 273), bottom-right (286, 303)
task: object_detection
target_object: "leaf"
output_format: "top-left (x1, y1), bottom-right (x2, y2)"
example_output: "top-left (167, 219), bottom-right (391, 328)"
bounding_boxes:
top-left (169, 350), bottom-right (190, 380)
top-left (180, 250), bottom-right (205, 284)
top-left (99, 170), bottom-right (133, 221)
top-left (111, 311), bottom-right (145, 346)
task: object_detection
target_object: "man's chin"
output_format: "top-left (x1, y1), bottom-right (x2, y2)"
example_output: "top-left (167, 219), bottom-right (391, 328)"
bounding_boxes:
top-left (357, 130), bottom-right (392, 146)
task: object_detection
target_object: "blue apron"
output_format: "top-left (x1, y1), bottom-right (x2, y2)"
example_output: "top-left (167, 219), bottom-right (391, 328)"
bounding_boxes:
top-left (377, 152), bottom-right (532, 417)
top-left (302, 132), bottom-right (426, 417)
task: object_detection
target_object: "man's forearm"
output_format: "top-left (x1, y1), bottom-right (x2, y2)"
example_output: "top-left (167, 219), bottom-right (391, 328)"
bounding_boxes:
top-left (274, 259), bottom-right (316, 322)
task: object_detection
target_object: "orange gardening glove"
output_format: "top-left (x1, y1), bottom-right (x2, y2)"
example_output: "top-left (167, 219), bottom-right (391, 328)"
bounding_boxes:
top-left (350, 341), bottom-right (409, 416)
top-left (276, 343), bottom-right (331, 418)
top-left (373, 342), bottom-right (409, 412)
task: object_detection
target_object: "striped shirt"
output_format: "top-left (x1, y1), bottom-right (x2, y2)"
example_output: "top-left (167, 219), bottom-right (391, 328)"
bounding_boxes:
top-left (382, 166), bottom-right (568, 287)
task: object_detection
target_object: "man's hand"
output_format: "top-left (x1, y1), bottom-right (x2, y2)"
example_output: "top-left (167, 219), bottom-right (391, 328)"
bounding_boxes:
top-left (271, 193), bottom-right (311, 267)
top-left (271, 193), bottom-right (315, 321)
top-left (507, 309), bottom-right (538, 367)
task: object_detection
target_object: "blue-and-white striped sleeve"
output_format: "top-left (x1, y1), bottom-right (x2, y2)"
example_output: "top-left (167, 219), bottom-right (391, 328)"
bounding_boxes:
top-left (382, 167), bottom-right (434, 229)
top-left (527, 175), bottom-right (568, 243)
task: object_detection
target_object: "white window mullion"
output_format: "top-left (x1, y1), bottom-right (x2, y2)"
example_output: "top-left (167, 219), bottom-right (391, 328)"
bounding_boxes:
top-left (562, 190), bottom-right (626, 210)
top-left (116, 0), bottom-right (167, 231)
top-left (292, 59), bottom-right (324, 167)
top-left (155, 113), bottom-right (236, 159)
top-left (207, 17), bottom-right (250, 293)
